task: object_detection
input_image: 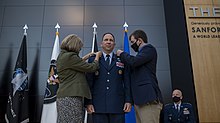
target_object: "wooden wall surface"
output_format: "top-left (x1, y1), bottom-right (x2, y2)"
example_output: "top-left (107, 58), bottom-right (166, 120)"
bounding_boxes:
top-left (183, 0), bottom-right (220, 122)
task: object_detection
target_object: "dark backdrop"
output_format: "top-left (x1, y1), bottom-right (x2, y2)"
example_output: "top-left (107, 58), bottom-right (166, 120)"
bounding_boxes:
top-left (163, 0), bottom-right (199, 122)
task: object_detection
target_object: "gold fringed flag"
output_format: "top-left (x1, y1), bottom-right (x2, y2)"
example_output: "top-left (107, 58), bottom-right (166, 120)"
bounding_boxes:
top-left (41, 23), bottom-right (60, 123)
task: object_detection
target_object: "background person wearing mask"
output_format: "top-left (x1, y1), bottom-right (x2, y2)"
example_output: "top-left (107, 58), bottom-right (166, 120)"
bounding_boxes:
top-left (56, 34), bottom-right (102, 123)
top-left (163, 89), bottom-right (196, 123)
top-left (117, 29), bottom-right (163, 123)
top-left (85, 32), bottom-right (132, 123)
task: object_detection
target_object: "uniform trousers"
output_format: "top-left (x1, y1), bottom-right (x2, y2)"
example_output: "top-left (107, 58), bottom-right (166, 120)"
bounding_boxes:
top-left (92, 113), bottom-right (125, 123)
top-left (134, 102), bottom-right (163, 123)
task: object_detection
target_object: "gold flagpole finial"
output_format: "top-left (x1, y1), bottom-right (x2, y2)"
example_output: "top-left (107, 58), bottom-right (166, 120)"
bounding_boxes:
top-left (123, 22), bottom-right (128, 32)
top-left (55, 23), bottom-right (60, 35)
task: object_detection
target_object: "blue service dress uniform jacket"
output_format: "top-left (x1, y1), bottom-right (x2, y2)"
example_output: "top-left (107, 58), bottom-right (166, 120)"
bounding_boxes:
top-left (163, 103), bottom-right (196, 123)
top-left (85, 53), bottom-right (132, 113)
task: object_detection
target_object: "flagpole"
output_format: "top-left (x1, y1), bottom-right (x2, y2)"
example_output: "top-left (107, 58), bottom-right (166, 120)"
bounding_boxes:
top-left (92, 22), bottom-right (97, 53)
top-left (23, 24), bottom-right (28, 35)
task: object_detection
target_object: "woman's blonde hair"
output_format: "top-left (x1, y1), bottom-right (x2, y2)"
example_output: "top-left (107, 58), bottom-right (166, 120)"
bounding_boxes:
top-left (60, 34), bottom-right (83, 52)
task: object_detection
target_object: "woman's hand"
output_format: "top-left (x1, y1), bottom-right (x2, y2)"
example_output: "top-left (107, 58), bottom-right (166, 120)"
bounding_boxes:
top-left (82, 52), bottom-right (95, 61)
top-left (95, 51), bottom-right (102, 57)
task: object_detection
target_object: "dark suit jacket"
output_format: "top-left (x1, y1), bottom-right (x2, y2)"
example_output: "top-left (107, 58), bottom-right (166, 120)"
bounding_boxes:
top-left (120, 44), bottom-right (163, 105)
top-left (163, 103), bottom-right (196, 123)
top-left (86, 53), bottom-right (131, 113)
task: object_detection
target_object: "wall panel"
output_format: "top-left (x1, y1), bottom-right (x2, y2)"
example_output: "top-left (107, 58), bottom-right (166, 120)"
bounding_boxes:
top-left (183, 0), bottom-right (220, 122)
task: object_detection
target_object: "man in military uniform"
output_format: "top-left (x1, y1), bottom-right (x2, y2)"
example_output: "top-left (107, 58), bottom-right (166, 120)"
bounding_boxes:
top-left (163, 89), bottom-right (196, 123)
top-left (85, 32), bottom-right (132, 123)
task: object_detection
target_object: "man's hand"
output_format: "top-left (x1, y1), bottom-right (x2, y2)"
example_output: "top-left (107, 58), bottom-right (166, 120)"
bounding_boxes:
top-left (123, 103), bottom-right (132, 112)
top-left (117, 49), bottom-right (123, 56)
top-left (86, 105), bottom-right (95, 114)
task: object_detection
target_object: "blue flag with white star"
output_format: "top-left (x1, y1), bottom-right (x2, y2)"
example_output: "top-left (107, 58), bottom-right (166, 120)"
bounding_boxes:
top-left (124, 29), bottom-right (136, 123)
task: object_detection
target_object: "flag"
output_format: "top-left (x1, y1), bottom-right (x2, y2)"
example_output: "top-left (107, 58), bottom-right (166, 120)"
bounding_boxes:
top-left (84, 28), bottom-right (99, 123)
top-left (28, 47), bottom-right (40, 122)
top-left (5, 35), bottom-right (29, 123)
top-left (124, 29), bottom-right (136, 123)
top-left (0, 48), bottom-right (12, 123)
top-left (123, 29), bottom-right (130, 53)
top-left (41, 31), bottom-right (60, 123)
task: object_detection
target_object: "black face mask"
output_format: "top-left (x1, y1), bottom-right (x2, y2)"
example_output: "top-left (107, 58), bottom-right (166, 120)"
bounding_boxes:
top-left (172, 96), bottom-right (181, 103)
top-left (131, 41), bottom-right (139, 52)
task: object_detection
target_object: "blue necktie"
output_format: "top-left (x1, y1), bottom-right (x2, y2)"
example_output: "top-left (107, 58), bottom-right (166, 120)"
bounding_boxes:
top-left (106, 54), bottom-right (110, 66)
top-left (176, 104), bottom-right (180, 112)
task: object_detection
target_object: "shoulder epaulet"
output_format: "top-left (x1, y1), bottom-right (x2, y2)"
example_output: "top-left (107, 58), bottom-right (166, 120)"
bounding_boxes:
top-left (88, 55), bottom-right (96, 62)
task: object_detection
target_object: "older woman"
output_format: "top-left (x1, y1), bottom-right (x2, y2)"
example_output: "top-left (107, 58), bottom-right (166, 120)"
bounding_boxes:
top-left (56, 34), bottom-right (101, 123)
